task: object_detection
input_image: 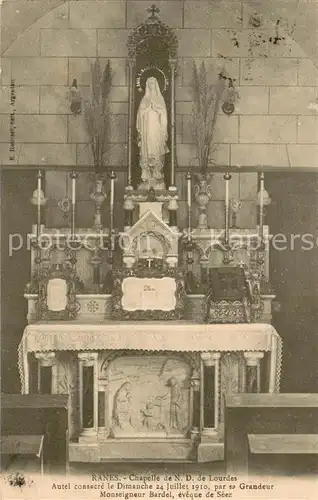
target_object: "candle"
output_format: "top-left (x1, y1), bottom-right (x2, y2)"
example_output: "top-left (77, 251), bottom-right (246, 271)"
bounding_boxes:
top-left (71, 171), bottom-right (76, 205)
top-left (187, 172), bottom-right (191, 207)
top-left (259, 172), bottom-right (264, 241)
top-left (37, 170), bottom-right (42, 236)
top-left (186, 172), bottom-right (192, 242)
top-left (37, 173), bottom-right (41, 207)
top-left (110, 171), bottom-right (115, 208)
top-left (224, 172), bottom-right (231, 244)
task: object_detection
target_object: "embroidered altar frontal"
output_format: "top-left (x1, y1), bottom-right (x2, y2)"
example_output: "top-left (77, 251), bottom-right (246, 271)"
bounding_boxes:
top-left (19, 322), bottom-right (282, 462)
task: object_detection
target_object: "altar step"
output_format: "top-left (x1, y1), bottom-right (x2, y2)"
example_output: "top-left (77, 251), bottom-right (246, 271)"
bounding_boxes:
top-left (69, 439), bottom-right (195, 462)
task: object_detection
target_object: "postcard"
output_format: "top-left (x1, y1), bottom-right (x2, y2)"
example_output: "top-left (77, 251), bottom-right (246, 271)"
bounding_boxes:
top-left (1, 1), bottom-right (318, 499)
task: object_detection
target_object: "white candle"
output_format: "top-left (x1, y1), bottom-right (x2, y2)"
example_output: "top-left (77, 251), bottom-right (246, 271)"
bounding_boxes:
top-left (225, 174), bottom-right (229, 208)
top-left (260, 178), bottom-right (264, 209)
top-left (224, 173), bottom-right (231, 243)
top-left (37, 171), bottom-right (42, 235)
top-left (187, 173), bottom-right (191, 207)
top-left (71, 173), bottom-right (76, 205)
top-left (37, 173), bottom-right (41, 208)
top-left (110, 172), bottom-right (115, 208)
top-left (259, 173), bottom-right (264, 241)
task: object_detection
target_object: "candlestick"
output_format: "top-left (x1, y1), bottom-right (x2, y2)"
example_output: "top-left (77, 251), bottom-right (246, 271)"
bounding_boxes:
top-left (70, 170), bottom-right (77, 237)
top-left (224, 172), bottom-right (231, 244)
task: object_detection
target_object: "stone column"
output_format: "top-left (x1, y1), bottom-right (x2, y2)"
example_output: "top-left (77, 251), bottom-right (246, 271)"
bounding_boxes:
top-left (78, 352), bottom-right (98, 435)
top-left (244, 351), bottom-right (264, 393)
top-left (97, 379), bottom-right (108, 433)
top-left (127, 58), bottom-right (135, 187)
top-left (190, 370), bottom-right (200, 441)
top-left (68, 354), bottom-right (80, 442)
top-left (200, 352), bottom-right (221, 435)
top-left (169, 58), bottom-right (177, 188)
top-left (35, 352), bottom-right (55, 394)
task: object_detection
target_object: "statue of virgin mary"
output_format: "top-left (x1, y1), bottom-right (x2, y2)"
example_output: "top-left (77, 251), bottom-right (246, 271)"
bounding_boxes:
top-left (136, 76), bottom-right (168, 190)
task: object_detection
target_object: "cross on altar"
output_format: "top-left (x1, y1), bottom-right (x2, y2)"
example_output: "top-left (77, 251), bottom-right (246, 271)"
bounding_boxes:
top-left (146, 257), bottom-right (154, 268)
top-left (147, 4), bottom-right (160, 17)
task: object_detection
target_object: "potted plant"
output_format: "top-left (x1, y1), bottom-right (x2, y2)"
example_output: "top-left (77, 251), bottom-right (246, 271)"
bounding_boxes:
top-left (190, 61), bottom-right (225, 228)
top-left (84, 59), bottom-right (113, 230)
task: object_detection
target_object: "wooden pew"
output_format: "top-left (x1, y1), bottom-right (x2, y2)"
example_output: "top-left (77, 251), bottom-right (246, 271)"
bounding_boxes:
top-left (224, 394), bottom-right (318, 476)
top-left (1, 394), bottom-right (69, 474)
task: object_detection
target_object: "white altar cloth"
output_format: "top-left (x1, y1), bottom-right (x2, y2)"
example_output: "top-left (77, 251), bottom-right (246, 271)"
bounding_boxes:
top-left (18, 322), bottom-right (282, 393)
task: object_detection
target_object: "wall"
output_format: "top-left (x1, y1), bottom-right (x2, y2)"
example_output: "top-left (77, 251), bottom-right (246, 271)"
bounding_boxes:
top-left (1, 0), bottom-right (318, 229)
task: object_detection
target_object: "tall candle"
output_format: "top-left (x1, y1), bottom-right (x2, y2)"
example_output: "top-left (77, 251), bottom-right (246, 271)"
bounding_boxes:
top-left (224, 172), bottom-right (231, 244)
top-left (110, 171), bottom-right (115, 208)
top-left (71, 171), bottom-right (76, 205)
top-left (259, 172), bottom-right (264, 241)
top-left (186, 172), bottom-right (192, 242)
top-left (187, 172), bottom-right (191, 207)
top-left (37, 170), bottom-right (42, 236)
top-left (110, 172), bottom-right (115, 251)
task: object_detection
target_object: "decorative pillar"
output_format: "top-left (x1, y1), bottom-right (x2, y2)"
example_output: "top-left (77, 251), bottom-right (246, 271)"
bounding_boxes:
top-left (78, 352), bottom-right (98, 435)
top-left (68, 354), bottom-right (80, 442)
top-left (97, 380), bottom-right (108, 431)
top-left (200, 352), bottom-right (221, 434)
top-left (35, 352), bottom-right (56, 394)
top-left (123, 185), bottom-right (135, 230)
top-left (200, 258), bottom-right (209, 292)
top-left (169, 58), bottom-right (177, 187)
top-left (190, 370), bottom-right (200, 441)
top-left (168, 186), bottom-right (178, 229)
top-left (127, 58), bottom-right (135, 187)
top-left (91, 245), bottom-right (102, 292)
top-left (244, 351), bottom-right (264, 393)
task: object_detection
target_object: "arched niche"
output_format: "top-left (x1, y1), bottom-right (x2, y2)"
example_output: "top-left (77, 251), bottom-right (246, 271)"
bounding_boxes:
top-left (126, 5), bottom-right (178, 190)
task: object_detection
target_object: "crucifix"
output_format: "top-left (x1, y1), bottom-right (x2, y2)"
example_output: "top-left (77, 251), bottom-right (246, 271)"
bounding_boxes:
top-left (146, 257), bottom-right (154, 268)
top-left (147, 4), bottom-right (160, 18)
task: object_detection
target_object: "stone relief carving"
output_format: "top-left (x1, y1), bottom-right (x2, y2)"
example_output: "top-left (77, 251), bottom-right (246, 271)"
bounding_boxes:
top-left (107, 354), bottom-right (191, 437)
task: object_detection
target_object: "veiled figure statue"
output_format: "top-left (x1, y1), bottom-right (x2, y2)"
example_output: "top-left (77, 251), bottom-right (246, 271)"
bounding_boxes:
top-left (136, 76), bottom-right (168, 190)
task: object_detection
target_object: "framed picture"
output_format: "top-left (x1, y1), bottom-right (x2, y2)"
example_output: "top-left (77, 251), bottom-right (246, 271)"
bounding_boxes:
top-left (36, 264), bottom-right (80, 321)
top-left (208, 267), bottom-right (248, 300)
top-left (112, 259), bottom-right (185, 320)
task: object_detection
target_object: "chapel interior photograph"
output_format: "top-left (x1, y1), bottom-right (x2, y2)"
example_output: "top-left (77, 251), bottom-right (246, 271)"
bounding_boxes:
top-left (1, 0), bottom-right (318, 482)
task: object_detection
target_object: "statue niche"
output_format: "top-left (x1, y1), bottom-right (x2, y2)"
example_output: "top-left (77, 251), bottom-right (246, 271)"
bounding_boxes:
top-left (136, 75), bottom-right (168, 191)
top-left (127, 5), bottom-right (178, 191)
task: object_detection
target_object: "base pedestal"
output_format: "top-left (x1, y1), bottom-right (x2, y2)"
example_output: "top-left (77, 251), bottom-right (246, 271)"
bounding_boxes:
top-left (70, 438), bottom-right (194, 462)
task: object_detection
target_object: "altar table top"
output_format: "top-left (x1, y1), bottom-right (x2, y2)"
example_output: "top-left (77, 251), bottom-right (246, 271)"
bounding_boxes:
top-left (19, 322), bottom-right (280, 353)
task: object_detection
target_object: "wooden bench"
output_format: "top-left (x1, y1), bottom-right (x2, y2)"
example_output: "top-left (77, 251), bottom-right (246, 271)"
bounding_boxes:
top-left (224, 394), bottom-right (318, 475)
top-left (1, 394), bottom-right (69, 474)
top-left (1, 435), bottom-right (45, 475)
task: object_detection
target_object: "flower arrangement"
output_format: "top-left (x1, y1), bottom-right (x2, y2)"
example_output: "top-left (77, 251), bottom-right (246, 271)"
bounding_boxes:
top-left (190, 61), bottom-right (225, 174)
top-left (84, 59), bottom-right (113, 174)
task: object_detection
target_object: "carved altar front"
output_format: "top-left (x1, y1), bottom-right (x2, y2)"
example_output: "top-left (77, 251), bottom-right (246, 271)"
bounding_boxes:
top-left (19, 323), bottom-right (281, 461)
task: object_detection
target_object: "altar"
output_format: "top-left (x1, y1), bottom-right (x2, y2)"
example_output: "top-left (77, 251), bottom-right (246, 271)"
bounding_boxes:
top-left (18, 5), bottom-right (282, 465)
top-left (19, 322), bottom-right (281, 462)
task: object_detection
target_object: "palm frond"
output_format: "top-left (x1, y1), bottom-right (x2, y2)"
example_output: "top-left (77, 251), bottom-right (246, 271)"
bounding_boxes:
top-left (84, 59), bottom-right (113, 173)
top-left (190, 61), bottom-right (225, 173)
